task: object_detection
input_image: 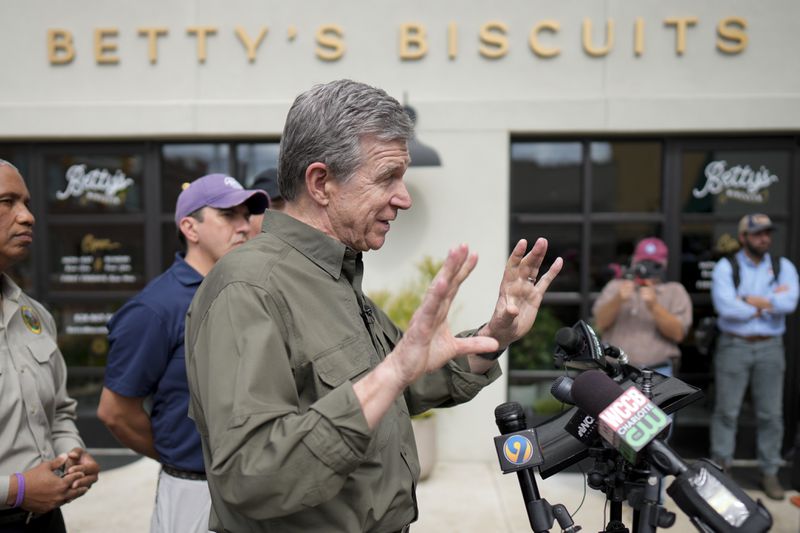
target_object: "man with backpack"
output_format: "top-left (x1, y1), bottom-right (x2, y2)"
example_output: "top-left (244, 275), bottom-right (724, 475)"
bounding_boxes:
top-left (710, 213), bottom-right (799, 500)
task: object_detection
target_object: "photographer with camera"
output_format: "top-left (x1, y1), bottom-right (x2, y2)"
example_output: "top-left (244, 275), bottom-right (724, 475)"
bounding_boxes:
top-left (592, 237), bottom-right (692, 376)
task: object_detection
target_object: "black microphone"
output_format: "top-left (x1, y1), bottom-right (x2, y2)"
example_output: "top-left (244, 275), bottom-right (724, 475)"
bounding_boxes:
top-left (493, 402), bottom-right (580, 533)
top-left (549, 376), bottom-right (574, 405)
top-left (550, 376), bottom-right (600, 445)
top-left (555, 327), bottom-right (582, 355)
top-left (571, 371), bottom-right (772, 532)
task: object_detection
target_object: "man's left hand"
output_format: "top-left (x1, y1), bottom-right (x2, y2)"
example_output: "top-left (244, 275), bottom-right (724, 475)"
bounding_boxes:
top-left (639, 284), bottom-right (657, 309)
top-left (62, 448), bottom-right (100, 492)
top-left (479, 238), bottom-right (562, 349)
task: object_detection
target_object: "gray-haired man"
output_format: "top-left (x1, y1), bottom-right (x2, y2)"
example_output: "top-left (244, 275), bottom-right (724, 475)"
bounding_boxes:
top-left (185, 80), bottom-right (562, 532)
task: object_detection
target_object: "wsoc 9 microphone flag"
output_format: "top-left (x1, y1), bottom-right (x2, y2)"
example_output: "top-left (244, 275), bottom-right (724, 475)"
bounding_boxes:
top-left (572, 370), bottom-right (670, 464)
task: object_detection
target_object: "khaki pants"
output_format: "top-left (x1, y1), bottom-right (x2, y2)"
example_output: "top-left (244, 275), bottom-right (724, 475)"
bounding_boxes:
top-left (151, 469), bottom-right (212, 533)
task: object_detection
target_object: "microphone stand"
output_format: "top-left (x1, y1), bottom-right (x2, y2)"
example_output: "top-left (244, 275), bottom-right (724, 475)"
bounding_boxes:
top-left (514, 466), bottom-right (581, 533)
top-left (629, 371), bottom-right (676, 533)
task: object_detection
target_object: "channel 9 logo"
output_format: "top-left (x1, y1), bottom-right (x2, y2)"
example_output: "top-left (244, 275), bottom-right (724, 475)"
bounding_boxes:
top-left (503, 435), bottom-right (534, 465)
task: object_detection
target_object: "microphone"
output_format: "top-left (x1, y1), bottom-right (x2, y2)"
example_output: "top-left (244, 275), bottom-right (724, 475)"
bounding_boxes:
top-left (553, 321), bottom-right (606, 370)
top-left (555, 327), bottom-right (582, 355)
top-left (493, 403), bottom-right (580, 533)
top-left (549, 375), bottom-right (574, 405)
top-left (550, 376), bottom-right (599, 445)
top-left (570, 370), bottom-right (772, 532)
top-left (571, 370), bottom-right (670, 464)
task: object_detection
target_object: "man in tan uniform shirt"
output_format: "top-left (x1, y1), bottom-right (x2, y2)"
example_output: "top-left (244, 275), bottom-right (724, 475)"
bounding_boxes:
top-left (0, 160), bottom-right (99, 532)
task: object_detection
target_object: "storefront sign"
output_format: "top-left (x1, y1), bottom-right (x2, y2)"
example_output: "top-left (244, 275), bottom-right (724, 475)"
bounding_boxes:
top-left (59, 234), bottom-right (136, 284)
top-left (56, 164), bottom-right (135, 206)
top-left (45, 15), bottom-right (748, 65)
top-left (65, 312), bottom-right (112, 335)
top-left (691, 160), bottom-right (779, 204)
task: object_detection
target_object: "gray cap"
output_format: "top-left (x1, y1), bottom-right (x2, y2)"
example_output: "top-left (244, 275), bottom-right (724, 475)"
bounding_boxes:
top-left (738, 213), bottom-right (774, 235)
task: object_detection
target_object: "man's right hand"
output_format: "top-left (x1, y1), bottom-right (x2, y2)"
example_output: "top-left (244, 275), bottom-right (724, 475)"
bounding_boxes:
top-left (9, 458), bottom-right (88, 514)
top-left (617, 279), bottom-right (636, 301)
top-left (387, 244), bottom-right (499, 388)
top-left (354, 245), bottom-right (499, 429)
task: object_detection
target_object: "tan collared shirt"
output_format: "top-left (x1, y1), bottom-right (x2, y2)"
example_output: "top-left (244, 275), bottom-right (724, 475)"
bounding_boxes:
top-left (0, 274), bottom-right (84, 508)
top-left (185, 210), bottom-right (501, 533)
top-left (592, 279), bottom-right (693, 367)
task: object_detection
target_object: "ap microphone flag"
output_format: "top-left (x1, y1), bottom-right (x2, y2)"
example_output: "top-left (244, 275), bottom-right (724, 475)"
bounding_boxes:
top-left (572, 370), bottom-right (670, 463)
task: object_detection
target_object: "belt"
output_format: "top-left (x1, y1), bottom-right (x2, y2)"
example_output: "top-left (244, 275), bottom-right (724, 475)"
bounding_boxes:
top-left (729, 333), bottom-right (775, 343)
top-left (162, 465), bottom-right (207, 481)
top-left (0, 508), bottom-right (34, 526)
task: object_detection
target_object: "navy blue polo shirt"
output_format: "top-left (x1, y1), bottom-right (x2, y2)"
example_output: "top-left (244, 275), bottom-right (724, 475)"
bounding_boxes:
top-left (104, 253), bottom-right (205, 472)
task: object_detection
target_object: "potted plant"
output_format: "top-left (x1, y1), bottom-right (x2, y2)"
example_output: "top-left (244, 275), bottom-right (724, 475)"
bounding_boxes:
top-left (369, 257), bottom-right (442, 480)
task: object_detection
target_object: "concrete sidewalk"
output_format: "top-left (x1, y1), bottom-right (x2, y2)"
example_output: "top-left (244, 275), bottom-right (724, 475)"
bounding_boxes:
top-left (62, 458), bottom-right (800, 532)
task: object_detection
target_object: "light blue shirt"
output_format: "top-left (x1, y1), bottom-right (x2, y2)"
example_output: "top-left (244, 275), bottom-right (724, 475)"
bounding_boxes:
top-left (711, 250), bottom-right (799, 337)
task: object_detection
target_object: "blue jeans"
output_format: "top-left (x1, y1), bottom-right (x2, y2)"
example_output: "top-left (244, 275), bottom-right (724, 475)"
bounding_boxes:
top-left (710, 334), bottom-right (785, 475)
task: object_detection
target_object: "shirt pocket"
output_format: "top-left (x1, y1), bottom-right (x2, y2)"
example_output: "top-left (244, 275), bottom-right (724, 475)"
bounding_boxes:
top-left (311, 335), bottom-right (371, 389)
top-left (27, 336), bottom-right (58, 363)
top-left (25, 335), bottom-right (59, 414)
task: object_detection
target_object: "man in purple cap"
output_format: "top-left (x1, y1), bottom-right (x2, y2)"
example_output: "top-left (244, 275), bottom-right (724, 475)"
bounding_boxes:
top-left (710, 213), bottom-right (798, 500)
top-left (593, 237), bottom-right (693, 374)
top-left (97, 174), bottom-right (267, 532)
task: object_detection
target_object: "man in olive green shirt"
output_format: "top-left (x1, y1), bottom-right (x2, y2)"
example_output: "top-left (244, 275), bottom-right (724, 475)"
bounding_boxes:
top-left (184, 80), bottom-right (562, 533)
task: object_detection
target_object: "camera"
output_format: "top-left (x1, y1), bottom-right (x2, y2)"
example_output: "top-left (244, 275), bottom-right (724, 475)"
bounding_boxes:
top-left (623, 259), bottom-right (665, 282)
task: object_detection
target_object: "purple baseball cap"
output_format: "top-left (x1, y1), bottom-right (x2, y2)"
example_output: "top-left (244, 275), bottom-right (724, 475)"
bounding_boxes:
top-left (174, 174), bottom-right (269, 226)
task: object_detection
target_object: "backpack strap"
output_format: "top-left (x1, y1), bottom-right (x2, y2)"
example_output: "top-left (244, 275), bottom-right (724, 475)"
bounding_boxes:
top-left (771, 254), bottom-right (782, 283)
top-left (728, 255), bottom-right (741, 290)
top-left (728, 253), bottom-right (781, 289)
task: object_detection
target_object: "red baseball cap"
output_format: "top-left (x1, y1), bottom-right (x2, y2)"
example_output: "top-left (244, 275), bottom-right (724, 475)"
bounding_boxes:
top-left (632, 237), bottom-right (668, 266)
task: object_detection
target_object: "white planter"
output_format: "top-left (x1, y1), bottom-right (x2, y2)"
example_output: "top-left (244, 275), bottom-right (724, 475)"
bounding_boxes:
top-left (411, 415), bottom-right (437, 481)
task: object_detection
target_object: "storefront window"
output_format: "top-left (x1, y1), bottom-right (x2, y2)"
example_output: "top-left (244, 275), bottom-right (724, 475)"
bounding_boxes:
top-left (591, 141), bottom-right (662, 212)
top-left (510, 142), bottom-right (582, 213)
top-left (52, 301), bottom-right (123, 367)
top-left (48, 225), bottom-right (146, 291)
top-left (0, 145), bottom-right (29, 176)
top-left (680, 221), bottom-right (789, 294)
top-left (509, 222), bottom-right (581, 292)
top-left (681, 149), bottom-right (790, 215)
top-left (237, 143), bottom-right (280, 187)
top-left (44, 152), bottom-right (144, 214)
top-left (589, 222), bottom-right (662, 291)
top-left (162, 222), bottom-right (183, 271)
top-left (161, 144), bottom-right (230, 214)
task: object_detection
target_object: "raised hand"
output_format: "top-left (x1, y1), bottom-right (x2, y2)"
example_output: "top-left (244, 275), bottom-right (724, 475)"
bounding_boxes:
top-left (387, 244), bottom-right (500, 388)
top-left (480, 238), bottom-right (562, 349)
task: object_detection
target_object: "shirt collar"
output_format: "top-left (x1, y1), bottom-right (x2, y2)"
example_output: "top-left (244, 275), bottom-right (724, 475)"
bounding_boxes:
top-left (736, 249), bottom-right (772, 269)
top-left (0, 273), bottom-right (22, 302)
top-left (171, 253), bottom-right (204, 287)
top-left (263, 210), bottom-right (349, 280)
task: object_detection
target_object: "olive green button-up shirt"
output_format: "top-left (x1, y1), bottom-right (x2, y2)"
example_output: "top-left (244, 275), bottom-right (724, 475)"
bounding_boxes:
top-left (185, 211), bottom-right (500, 532)
top-left (0, 274), bottom-right (84, 508)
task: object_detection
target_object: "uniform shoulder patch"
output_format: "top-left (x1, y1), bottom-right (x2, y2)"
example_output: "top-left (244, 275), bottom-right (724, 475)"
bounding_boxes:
top-left (21, 306), bottom-right (42, 334)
